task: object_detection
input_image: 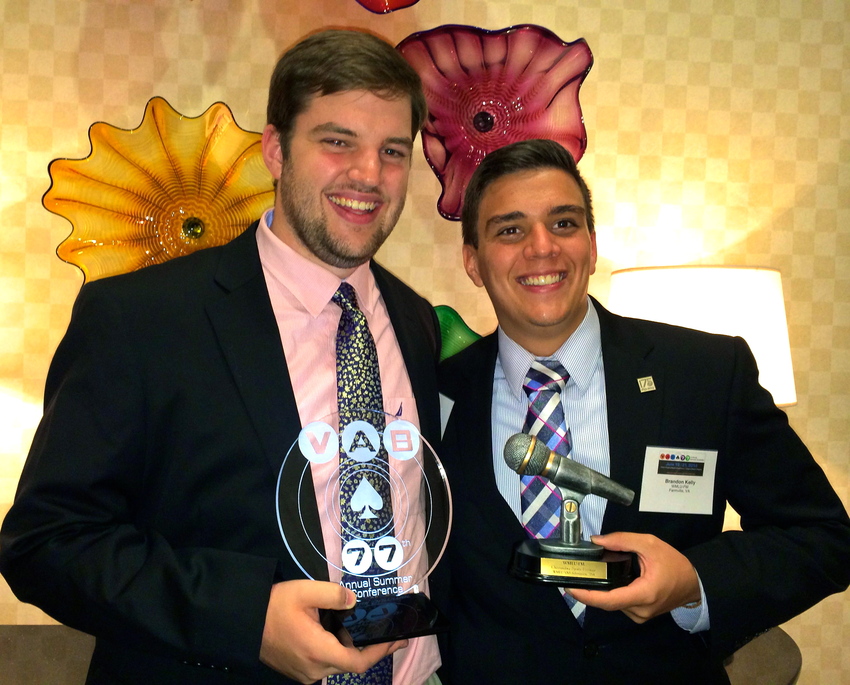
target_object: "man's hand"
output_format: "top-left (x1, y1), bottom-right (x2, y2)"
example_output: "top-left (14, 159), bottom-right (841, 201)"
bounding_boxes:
top-left (259, 580), bottom-right (408, 683)
top-left (567, 532), bottom-right (701, 623)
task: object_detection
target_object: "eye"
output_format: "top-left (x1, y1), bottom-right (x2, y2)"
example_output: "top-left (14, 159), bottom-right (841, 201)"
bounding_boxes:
top-left (495, 225), bottom-right (522, 239)
top-left (382, 146), bottom-right (408, 160)
top-left (553, 218), bottom-right (579, 231)
top-left (322, 138), bottom-right (349, 149)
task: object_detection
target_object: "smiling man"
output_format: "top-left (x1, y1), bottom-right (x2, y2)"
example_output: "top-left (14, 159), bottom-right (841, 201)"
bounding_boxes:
top-left (436, 139), bottom-right (850, 684)
top-left (264, 88), bottom-right (414, 275)
top-left (461, 164), bottom-right (597, 356)
top-left (1, 30), bottom-right (443, 685)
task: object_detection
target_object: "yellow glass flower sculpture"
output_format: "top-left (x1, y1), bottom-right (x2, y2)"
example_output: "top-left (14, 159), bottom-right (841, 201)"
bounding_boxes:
top-left (44, 97), bottom-right (274, 282)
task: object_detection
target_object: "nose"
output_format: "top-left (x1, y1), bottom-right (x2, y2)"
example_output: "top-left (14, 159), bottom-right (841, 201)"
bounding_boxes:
top-left (348, 148), bottom-right (381, 188)
top-left (524, 224), bottom-right (559, 258)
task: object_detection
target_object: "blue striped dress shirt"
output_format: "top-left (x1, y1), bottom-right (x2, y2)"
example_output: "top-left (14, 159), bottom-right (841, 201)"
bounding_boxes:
top-left (489, 297), bottom-right (708, 632)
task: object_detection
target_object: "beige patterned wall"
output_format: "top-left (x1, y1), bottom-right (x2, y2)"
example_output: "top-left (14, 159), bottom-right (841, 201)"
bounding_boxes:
top-left (1, 0), bottom-right (847, 682)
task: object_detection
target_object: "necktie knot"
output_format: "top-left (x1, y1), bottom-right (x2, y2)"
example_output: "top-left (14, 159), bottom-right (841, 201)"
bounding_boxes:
top-left (333, 281), bottom-right (358, 312)
top-left (523, 358), bottom-right (569, 399)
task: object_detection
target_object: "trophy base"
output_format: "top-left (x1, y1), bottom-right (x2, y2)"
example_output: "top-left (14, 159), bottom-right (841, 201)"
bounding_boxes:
top-left (509, 539), bottom-right (636, 590)
top-left (320, 592), bottom-right (449, 648)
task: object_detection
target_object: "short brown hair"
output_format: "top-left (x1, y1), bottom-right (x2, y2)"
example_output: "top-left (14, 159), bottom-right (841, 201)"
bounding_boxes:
top-left (267, 29), bottom-right (428, 156)
top-left (461, 139), bottom-right (594, 248)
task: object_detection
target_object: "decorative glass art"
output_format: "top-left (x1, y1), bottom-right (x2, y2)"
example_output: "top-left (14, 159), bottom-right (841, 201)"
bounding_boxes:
top-left (398, 24), bottom-right (593, 221)
top-left (44, 97), bottom-right (274, 282)
top-left (435, 305), bottom-right (481, 361)
top-left (356, 0), bottom-right (419, 13)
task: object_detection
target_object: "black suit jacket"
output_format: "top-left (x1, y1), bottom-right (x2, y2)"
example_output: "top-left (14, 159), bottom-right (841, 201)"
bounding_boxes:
top-left (436, 298), bottom-right (850, 685)
top-left (0, 223), bottom-right (442, 685)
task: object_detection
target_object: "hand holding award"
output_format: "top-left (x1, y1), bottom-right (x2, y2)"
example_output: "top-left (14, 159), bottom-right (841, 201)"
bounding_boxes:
top-left (277, 411), bottom-right (451, 646)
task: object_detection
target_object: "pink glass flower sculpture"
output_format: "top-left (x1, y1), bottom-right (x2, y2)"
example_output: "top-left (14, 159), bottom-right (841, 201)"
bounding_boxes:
top-left (44, 97), bottom-right (274, 282)
top-left (356, 0), bottom-right (419, 13)
top-left (397, 24), bottom-right (593, 221)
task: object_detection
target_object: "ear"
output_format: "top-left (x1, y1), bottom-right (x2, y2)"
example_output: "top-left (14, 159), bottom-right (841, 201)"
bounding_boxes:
top-left (462, 244), bottom-right (484, 288)
top-left (589, 230), bottom-right (598, 276)
top-left (261, 124), bottom-right (284, 181)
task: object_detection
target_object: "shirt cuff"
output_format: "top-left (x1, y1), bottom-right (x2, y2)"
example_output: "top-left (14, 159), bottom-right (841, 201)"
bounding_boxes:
top-left (670, 571), bottom-right (710, 633)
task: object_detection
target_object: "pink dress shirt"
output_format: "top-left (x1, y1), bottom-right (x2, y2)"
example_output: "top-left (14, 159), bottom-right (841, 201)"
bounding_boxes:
top-left (256, 211), bottom-right (440, 685)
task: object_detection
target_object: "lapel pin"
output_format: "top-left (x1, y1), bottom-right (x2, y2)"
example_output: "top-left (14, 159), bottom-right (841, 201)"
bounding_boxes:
top-left (637, 376), bottom-right (656, 393)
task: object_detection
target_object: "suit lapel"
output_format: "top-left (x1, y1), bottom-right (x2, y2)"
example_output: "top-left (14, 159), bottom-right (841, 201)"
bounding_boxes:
top-left (449, 335), bottom-right (527, 544)
top-left (595, 299), bottom-right (664, 533)
top-left (371, 262), bottom-right (441, 444)
top-left (206, 225), bottom-right (300, 464)
top-left (205, 225), bottom-right (325, 576)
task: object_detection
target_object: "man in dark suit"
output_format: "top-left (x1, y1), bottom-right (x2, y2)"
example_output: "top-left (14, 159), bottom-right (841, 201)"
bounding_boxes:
top-left (437, 139), bottom-right (850, 684)
top-left (0, 30), bottom-right (443, 685)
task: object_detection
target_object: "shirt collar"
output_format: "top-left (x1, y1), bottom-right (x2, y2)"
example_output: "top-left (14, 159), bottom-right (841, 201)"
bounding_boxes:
top-left (498, 296), bottom-right (602, 400)
top-left (257, 208), bottom-right (377, 317)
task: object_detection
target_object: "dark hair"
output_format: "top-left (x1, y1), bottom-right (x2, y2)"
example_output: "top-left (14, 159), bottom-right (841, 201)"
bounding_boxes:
top-left (460, 139), bottom-right (595, 247)
top-left (267, 29), bottom-right (428, 156)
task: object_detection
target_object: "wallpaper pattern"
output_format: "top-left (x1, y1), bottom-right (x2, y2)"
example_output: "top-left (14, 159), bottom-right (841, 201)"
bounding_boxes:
top-left (1, 1), bottom-right (847, 682)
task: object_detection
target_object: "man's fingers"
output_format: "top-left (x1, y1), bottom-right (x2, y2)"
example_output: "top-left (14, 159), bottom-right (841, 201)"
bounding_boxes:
top-left (328, 640), bottom-right (409, 675)
top-left (291, 580), bottom-right (356, 612)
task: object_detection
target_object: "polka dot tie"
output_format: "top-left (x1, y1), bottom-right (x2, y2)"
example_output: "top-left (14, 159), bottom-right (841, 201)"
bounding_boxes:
top-left (328, 282), bottom-right (392, 685)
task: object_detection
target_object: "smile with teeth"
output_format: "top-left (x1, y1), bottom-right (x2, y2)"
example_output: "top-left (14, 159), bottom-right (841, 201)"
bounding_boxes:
top-left (328, 195), bottom-right (378, 213)
top-left (518, 272), bottom-right (566, 286)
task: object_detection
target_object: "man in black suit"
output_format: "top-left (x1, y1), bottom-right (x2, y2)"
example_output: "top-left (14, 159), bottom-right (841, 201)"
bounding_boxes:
top-left (437, 139), bottom-right (850, 684)
top-left (0, 30), bottom-right (443, 685)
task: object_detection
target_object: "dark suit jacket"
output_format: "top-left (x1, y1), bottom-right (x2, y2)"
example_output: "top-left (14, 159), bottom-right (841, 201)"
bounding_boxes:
top-left (0, 223), bottom-right (442, 685)
top-left (435, 298), bottom-right (850, 685)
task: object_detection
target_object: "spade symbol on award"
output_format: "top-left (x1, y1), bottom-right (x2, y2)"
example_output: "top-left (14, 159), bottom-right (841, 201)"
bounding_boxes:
top-left (278, 413), bottom-right (452, 647)
top-left (350, 476), bottom-right (384, 520)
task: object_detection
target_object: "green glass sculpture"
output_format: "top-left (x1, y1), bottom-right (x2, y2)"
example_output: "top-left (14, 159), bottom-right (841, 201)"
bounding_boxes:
top-left (435, 305), bottom-right (481, 361)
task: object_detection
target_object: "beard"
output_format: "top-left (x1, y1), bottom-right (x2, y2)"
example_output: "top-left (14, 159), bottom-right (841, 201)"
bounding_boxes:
top-left (279, 165), bottom-right (405, 270)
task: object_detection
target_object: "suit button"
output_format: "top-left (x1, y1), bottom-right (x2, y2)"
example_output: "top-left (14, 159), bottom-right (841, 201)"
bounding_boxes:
top-left (583, 644), bottom-right (599, 659)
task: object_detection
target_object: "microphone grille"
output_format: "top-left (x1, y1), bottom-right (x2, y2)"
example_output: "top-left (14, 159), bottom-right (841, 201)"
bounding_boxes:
top-left (503, 433), bottom-right (549, 475)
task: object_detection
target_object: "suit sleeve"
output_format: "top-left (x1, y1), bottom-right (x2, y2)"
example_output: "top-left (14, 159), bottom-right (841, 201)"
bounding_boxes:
top-left (0, 281), bottom-right (278, 672)
top-left (683, 337), bottom-right (850, 656)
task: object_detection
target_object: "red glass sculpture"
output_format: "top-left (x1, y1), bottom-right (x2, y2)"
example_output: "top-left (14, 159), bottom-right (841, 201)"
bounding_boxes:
top-left (356, 0), bottom-right (419, 12)
top-left (398, 24), bottom-right (593, 221)
top-left (44, 97), bottom-right (274, 282)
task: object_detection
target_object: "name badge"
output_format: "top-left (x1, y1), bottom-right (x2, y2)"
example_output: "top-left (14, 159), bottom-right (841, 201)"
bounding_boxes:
top-left (639, 446), bottom-right (717, 515)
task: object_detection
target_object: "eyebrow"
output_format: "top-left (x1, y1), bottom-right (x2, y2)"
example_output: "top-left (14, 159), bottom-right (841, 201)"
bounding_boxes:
top-left (485, 211), bottom-right (526, 231)
top-left (310, 122), bottom-right (414, 150)
top-left (548, 204), bottom-right (586, 219)
top-left (484, 204), bottom-right (585, 232)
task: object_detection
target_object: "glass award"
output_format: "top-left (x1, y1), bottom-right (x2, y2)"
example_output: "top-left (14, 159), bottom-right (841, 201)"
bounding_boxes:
top-left (276, 410), bottom-right (451, 646)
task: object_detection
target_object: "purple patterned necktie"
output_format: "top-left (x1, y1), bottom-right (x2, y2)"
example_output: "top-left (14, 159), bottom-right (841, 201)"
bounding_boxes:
top-left (328, 282), bottom-right (392, 685)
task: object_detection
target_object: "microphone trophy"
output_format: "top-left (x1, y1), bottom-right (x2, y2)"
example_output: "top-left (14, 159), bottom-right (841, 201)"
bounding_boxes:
top-left (276, 411), bottom-right (451, 646)
top-left (504, 433), bottom-right (636, 590)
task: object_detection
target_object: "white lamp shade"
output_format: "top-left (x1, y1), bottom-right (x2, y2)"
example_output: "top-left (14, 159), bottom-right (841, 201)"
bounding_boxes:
top-left (607, 266), bottom-right (797, 406)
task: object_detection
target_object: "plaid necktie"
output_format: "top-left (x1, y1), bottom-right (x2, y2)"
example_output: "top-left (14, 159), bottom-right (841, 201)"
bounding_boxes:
top-left (521, 358), bottom-right (586, 623)
top-left (521, 359), bottom-right (571, 539)
top-left (329, 282), bottom-right (392, 685)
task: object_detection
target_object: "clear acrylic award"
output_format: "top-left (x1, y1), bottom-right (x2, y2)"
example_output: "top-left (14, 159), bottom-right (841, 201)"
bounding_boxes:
top-left (276, 410), bottom-right (451, 646)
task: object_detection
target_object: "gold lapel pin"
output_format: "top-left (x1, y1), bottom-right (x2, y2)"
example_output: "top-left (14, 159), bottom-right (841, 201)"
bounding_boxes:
top-left (637, 376), bottom-right (656, 393)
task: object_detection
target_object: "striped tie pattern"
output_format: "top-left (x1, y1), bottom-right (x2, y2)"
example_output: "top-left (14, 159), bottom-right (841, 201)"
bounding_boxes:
top-left (521, 359), bottom-right (586, 623)
top-left (520, 359), bottom-right (571, 540)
